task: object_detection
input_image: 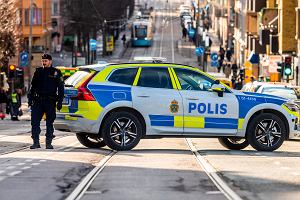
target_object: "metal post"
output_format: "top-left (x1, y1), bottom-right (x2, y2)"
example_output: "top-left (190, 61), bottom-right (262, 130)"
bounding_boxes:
top-left (27, 0), bottom-right (33, 91)
top-left (102, 20), bottom-right (107, 56)
top-left (74, 34), bottom-right (78, 67)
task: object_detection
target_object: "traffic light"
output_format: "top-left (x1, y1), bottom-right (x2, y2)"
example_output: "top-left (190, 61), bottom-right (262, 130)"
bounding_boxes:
top-left (0, 72), bottom-right (4, 87)
top-left (239, 68), bottom-right (245, 81)
top-left (284, 56), bottom-right (292, 77)
top-left (8, 65), bottom-right (16, 78)
top-left (277, 62), bottom-right (283, 77)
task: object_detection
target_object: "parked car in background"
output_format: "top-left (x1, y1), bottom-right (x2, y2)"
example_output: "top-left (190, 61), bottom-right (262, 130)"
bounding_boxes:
top-left (256, 84), bottom-right (300, 103)
top-left (241, 81), bottom-right (267, 92)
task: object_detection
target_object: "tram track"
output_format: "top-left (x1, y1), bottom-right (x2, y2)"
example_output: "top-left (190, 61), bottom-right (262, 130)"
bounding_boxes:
top-left (65, 138), bottom-right (243, 200)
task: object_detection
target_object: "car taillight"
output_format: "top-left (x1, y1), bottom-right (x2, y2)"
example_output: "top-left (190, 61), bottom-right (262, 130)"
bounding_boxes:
top-left (73, 73), bottom-right (96, 101)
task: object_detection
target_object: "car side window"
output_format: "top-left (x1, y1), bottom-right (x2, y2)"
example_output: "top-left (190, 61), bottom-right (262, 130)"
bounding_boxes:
top-left (137, 67), bottom-right (173, 89)
top-left (173, 68), bottom-right (214, 91)
top-left (108, 68), bottom-right (138, 85)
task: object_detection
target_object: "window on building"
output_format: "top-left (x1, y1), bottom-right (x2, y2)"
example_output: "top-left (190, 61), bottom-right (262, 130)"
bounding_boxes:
top-left (137, 67), bottom-right (173, 89)
top-left (24, 7), bottom-right (42, 25)
top-left (52, 2), bottom-right (59, 16)
top-left (108, 68), bottom-right (138, 85)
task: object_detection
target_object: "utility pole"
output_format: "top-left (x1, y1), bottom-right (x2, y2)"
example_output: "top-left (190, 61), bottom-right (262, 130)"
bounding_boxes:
top-left (102, 19), bottom-right (107, 56)
top-left (27, 0), bottom-right (33, 91)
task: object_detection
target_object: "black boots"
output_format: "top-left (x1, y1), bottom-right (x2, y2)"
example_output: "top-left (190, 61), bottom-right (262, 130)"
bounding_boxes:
top-left (45, 137), bottom-right (54, 149)
top-left (30, 141), bottom-right (41, 149)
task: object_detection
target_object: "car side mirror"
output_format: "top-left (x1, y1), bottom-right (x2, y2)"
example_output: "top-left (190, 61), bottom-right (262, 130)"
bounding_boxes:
top-left (211, 84), bottom-right (225, 97)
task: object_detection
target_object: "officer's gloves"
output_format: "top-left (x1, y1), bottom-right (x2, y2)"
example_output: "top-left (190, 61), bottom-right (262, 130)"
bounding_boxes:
top-left (56, 102), bottom-right (62, 111)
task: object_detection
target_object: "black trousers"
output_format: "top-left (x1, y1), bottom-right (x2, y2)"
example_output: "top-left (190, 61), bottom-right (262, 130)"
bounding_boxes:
top-left (31, 98), bottom-right (56, 141)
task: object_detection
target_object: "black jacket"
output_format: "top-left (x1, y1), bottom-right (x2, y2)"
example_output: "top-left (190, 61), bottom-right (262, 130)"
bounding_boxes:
top-left (28, 66), bottom-right (64, 104)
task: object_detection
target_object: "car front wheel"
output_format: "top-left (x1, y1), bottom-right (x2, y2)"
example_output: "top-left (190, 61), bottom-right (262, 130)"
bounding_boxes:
top-left (247, 113), bottom-right (286, 151)
top-left (76, 133), bottom-right (106, 148)
top-left (218, 137), bottom-right (249, 150)
top-left (102, 111), bottom-right (143, 151)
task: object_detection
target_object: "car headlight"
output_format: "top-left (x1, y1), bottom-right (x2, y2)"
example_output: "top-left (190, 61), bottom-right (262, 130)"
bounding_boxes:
top-left (284, 101), bottom-right (300, 112)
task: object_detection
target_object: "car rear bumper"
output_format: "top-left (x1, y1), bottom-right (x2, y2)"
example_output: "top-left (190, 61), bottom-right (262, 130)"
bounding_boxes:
top-left (54, 113), bottom-right (99, 134)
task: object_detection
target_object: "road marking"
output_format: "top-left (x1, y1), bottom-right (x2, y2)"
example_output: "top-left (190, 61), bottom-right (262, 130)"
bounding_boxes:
top-left (31, 163), bottom-right (40, 166)
top-left (25, 159), bottom-right (33, 162)
top-left (21, 166), bottom-right (31, 170)
top-left (5, 166), bottom-right (16, 170)
top-left (84, 191), bottom-right (104, 194)
top-left (16, 163), bottom-right (26, 166)
top-left (159, 0), bottom-right (166, 57)
top-left (0, 170), bottom-right (5, 175)
top-left (0, 176), bottom-right (6, 182)
top-left (206, 191), bottom-right (223, 195)
top-left (170, 0), bottom-right (175, 63)
top-left (39, 160), bottom-right (46, 162)
top-left (8, 171), bottom-right (22, 176)
top-left (65, 151), bottom-right (116, 200)
top-left (186, 138), bottom-right (243, 200)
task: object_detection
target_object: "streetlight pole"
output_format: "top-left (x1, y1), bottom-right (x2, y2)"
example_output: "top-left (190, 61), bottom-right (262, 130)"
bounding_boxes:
top-left (27, 0), bottom-right (33, 91)
top-left (102, 19), bottom-right (107, 56)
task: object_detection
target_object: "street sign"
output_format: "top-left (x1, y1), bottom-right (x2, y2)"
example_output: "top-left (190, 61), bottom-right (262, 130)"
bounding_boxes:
top-left (89, 39), bottom-right (97, 51)
top-left (211, 61), bottom-right (219, 67)
top-left (20, 52), bottom-right (29, 67)
top-left (188, 28), bottom-right (195, 39)
top-left (195, 46), bottom-right (205, 56)
top-left (210, 52), bottom-right (218, 62)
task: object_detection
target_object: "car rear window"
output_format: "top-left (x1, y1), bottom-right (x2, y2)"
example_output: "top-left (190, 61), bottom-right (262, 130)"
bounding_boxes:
top-left (65, 70), bottom-right (92, 87)
top-left (108, 68), bottom-right (138, 85)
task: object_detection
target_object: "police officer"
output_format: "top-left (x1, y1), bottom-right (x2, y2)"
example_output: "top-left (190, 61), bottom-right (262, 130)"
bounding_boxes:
top-left (28, 53), bottom-right (64, 149)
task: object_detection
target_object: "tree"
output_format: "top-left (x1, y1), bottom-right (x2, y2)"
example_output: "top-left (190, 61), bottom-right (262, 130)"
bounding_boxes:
top-left (61, 0), bottom-right (135, 54)
top-left (0, 0), bottom-right (21, 72)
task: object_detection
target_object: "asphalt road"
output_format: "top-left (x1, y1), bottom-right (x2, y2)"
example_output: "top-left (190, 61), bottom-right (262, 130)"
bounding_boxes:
top-left (1, 0), bottom-right (300, 200)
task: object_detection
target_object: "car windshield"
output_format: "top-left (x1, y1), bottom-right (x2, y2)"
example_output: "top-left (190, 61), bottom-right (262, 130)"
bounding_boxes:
top-left (262, 87), bottom-right (298, 100)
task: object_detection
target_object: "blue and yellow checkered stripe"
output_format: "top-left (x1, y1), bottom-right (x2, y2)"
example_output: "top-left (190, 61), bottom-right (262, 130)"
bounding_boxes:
top-left (149, 115), bottom-right (242, 129)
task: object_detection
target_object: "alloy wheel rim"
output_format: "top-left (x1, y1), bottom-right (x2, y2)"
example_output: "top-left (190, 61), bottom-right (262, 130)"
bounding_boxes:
top-left (109, 117), bottom-right (137, 147)
top-left (255, 119), bottom-right (282, 147)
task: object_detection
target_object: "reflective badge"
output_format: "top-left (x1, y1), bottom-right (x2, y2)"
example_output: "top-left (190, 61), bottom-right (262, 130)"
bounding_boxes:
top-left (170, 100), bottom-right (179, 113)
top-left (54, 71), bottom-right (58, 77)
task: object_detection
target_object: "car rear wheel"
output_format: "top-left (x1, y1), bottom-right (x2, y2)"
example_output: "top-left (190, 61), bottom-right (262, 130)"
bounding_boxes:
top-left (218, 137), bottom-right (249, 150)
top-left (247, 113), bottom-right (286, 151)
top-left (76, 133), bottom-right (106, 148)
top-left (102, 111), bottom-right (143, 151)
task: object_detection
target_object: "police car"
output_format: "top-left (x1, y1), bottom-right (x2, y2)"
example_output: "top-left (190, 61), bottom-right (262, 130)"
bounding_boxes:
top-left (54, 63), bottom-right (300, 151)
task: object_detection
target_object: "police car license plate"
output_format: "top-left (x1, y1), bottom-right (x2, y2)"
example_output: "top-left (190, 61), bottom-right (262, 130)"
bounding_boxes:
top-left (62, 97), bottom-right (69, 105)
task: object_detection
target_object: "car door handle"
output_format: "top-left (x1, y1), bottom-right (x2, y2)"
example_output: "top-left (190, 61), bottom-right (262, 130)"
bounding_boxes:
top-left (137, 95), bottom-right (150, 98)
top-left (187, 97), bottom-right (199, 100)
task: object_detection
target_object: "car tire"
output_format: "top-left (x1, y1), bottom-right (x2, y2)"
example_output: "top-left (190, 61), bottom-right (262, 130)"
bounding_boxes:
top-left (246, 113), bottom-right (286, 151)
top-left (76, 133), bottom-right (106, 148)
top-left (102, 111), bottom-right (143, 151)
top-left (218, 137), bottom-right (249, 150)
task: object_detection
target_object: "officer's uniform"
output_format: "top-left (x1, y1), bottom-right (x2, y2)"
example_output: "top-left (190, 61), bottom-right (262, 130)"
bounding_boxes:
top-left (28, 54), bottom-right (64, 149)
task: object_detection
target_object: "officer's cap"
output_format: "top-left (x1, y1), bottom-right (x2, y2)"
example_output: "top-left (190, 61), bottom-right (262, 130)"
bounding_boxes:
top-left (42, 53), bottom-right (52, 60)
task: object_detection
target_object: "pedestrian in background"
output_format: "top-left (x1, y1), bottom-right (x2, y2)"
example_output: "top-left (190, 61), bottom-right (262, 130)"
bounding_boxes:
top-left (121, 34), bottom-right (126, 47)
top-left (218, 46), bottom-right (225, 73)
top-left (9, 89), bottom-right (21, 121)
top-left (231, 61), bottom-right (238, 78)
top-left (182, 27), bottom-right (187, 41)
top-left (28, 53), bottom-right (64, 149)
top-left (0, 88), bottom-right (7, 120)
